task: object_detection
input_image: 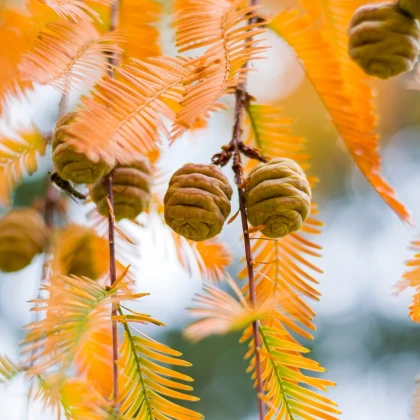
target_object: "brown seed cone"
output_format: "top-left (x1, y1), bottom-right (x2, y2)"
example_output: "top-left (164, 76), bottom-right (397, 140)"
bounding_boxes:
top-left (164, 163), bottom-right (233, 242)
top-left (244, 158), bottom-right (311, 239)
top-left (399, 0), bottom-right (420, 20)
top-left (90, 157), bottom-right (153, 221)
top-left (348, 3), bottom-right (420, 79)
top-left (52, 113), bottom-right (115, 184)
top-left (0, 208), bottom-right (49, 272)
top-left (53, 224), bottom-right (109, 280)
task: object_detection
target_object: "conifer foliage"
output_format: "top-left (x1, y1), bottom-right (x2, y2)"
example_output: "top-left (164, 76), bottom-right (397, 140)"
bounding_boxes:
top-left (0, 0), bottom-right (417, 419)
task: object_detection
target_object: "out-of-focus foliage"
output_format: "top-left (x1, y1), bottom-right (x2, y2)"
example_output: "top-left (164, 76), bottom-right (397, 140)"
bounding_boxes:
top-left (269, 5), bottom-right (410, 222)
top-left (0, 127), bottom-right (46, 206)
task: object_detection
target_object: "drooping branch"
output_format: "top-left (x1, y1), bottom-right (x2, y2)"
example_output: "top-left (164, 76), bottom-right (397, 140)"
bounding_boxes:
top-left (107, 171), bottom-right (119, 405)
top-left (107, 0), bottom-right (121, 408)
top-left (211, 0), bottom-right (266, 417)
top-left (230, 88), bottom-right (265, 420)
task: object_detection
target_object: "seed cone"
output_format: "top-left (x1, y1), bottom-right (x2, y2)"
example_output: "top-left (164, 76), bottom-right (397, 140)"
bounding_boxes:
top-left (348, 3), bottom-right (420, 79)
top-left (244, 158), bottom-right (311, 239)
top-left (52, 113), bottom-right (115, 184)
top-left (399, 0), bottom-right (420, 20)
top-left (164, 163), bottom-right (233, 242)
top-left (90, 157), bottom-right (153, 220)
top-left (54, 224), bottom-right (109, 280)
top-left (0, 208), bottom-right (49, 272)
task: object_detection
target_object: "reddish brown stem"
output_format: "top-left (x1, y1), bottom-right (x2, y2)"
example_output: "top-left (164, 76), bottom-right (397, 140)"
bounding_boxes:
top-left (231, 87), bottom-right (265, 420)
top-left (107, 172), bottom-right (119, 406)
top-left (228, 0), bottom-right (265, 415)
top-left (107, 0), bottom-right (121, 407)
top-left (240, 191), bottom-right (265, 419)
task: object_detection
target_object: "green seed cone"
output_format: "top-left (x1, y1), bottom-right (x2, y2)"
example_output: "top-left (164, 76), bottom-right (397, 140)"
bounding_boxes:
top-left (52, 113), bottom-right (115, 184)
top-left (164, 163), bottom-right (233, 242)
top-left (0, 208), bottom-right (49, 273)
top-left (244, 158), bottom-right (311, 239)
top-left (54, 224), bottom-right (109, 280)
top-left (348, 3), bottom-right (420, 79)
top-left (90, 157), bottom-right (153, 220)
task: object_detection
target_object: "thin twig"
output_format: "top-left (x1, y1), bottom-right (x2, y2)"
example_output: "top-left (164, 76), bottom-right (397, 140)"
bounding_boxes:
top-left (107, 0), bottom-right (121, 407)
top-left (231, 93), bottom-right (265, 420)
top-left (107, 171), bottom-right (119, 405)
top-left (229, 0), bottom-right (265, 417)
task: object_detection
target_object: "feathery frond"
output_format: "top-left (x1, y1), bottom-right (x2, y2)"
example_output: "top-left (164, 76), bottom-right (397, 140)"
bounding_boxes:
top-left (246, 104), bottom-right (310, 172)
top-left (36, 0), bottom-right (112, 22)
top-left (172, 231), bottom-right (231, 281)
top-left (240, 103), bottom-right (339, 417)
top-left (19, 20), bottom-right (123, 94)
top-left (30, 375), bottom-right (63, 417)
top-left (194, 239), bottom-right (232, 282)
top-left (0, 7), bottom-right (39, 112)
top-left (184, 276), bottom-right (276, 342)
top-left (0, 355), bottom-right (23, 384)
top-left (119, 0), bottom-right (162, 62)
top-left (60, 379), bottom-right (119, 420)
top-left (74, 326), bottom-right (114, 397)
top-left (323, 0), bottom-right (410, 213)
top-left (185, 278), bottom-right (339, 418)
top-left (268, 9), bottom-right (410, 222)
top-left (242, 104), bottom-right (322, 336)
top-left (409, 291), bottom-right (420, 325)
top-left (67, 56), bottom-right (192, 163)
top-left (0, 355), bottom-right (114, 419)
top-left (171, 0), bottom-right (266, 139)
top-left (118, 323), bottom-right (203, 419)
top-left (30, 375), bottom-right (121, 420)
top-left (243, 324), bottom-right (340, 420)
top-left (240, 205), bottom-right (323, 337)
top-left (22, 275), bottom-right (113, 377)
top-left (0, 127), bottom-right (46, 207)
top-left (21, 270), bottom-right (147, 381)
top-left (396, 239), bottom-right (420, 323)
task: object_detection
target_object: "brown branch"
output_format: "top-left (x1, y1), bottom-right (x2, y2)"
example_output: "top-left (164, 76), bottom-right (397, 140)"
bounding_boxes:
top-left (229, 1), bottom-right (265, 418)
top-left (231, 89), bottom-right (265, 420)
top-left (207, 6), bottom-right (266, 416)
top-left (107, 171), bottom-right (119, 406)
top-left (107, 0), bottom-right (121, 408)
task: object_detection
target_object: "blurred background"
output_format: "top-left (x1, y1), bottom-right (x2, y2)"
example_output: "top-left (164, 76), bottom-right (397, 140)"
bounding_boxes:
top-left (1, 0), bottom-right (420, 419)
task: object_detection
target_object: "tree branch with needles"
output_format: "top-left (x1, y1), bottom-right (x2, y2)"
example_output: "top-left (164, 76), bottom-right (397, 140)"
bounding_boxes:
top-left (106, 0), bottom-right (121, 409)
top-left (211, 1), bottom-right (268, 416)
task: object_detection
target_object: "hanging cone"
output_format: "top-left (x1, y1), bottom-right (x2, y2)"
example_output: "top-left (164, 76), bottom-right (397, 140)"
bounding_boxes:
top-left (53, 224), bottom-right (109, 280)
top-left (90, 157), bottom-right (153, 220)
top-left (0, 208), bottom-right (49, 273)
top-left (348, 3), bottom-right (420, 79)
top-left (164, 163), bottom-right (233, 242)
top-left (52, 112), bottom-right (115, 184)
top-left (244, 158), bottom-right (311, 239)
